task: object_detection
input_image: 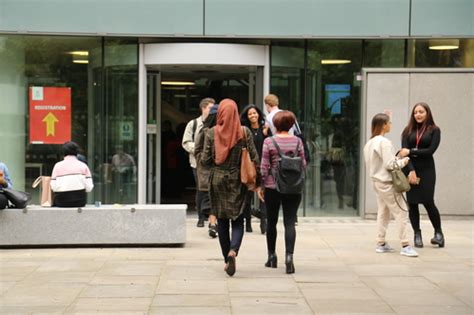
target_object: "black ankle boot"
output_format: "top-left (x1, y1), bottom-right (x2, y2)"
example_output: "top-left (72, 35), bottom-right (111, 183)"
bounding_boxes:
top-left (246, 219), bottom-right (253, 233)
top-left (285, 253), bottom-right (295, 274)
top-left (414, 230), bottom-right (423, 248)
top-left (265, 253), bottom-right (277, 268)
top-left (430, 230), bottom-right (445, 247)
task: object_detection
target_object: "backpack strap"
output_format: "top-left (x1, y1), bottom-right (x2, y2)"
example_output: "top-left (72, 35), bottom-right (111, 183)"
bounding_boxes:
top-left (270, 137), bottom-right (283, 157)
top-left (271, 137), bottom-right (300, 158)
top-left (191, 118), bottom-right (197, 140)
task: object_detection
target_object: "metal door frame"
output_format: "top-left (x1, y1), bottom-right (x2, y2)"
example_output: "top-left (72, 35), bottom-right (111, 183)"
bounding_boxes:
top-left (138, 43), bottom-right (270, 203)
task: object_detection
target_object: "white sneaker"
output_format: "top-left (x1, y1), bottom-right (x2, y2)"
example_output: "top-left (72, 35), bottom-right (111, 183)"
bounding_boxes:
top-left (400, 245), bottom-right (418, 257)
top-left (375, 244), bottom-right (395, 253)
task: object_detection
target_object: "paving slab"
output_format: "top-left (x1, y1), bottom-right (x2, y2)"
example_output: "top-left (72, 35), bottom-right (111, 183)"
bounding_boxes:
top-left (151, 294), bottom-right (229, 307)
top-left (0, 217), bottom-right (471, 314)
top-left (148, 306), bottom-right (231, 315)
top-left (65, 297), bottom-right (151, 312)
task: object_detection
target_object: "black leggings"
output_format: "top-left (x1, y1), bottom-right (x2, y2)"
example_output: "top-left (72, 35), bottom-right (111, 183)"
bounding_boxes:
top-left (265, 188), bottom-right (301, 255)
top-left (409, 201), bottom-right (442, 232)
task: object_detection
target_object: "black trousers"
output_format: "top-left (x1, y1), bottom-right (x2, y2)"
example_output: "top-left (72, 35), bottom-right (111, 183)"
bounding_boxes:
top-left (217, 214), bottom-right (244, 262)
top-left (265, 188), bottom-right (301, 255)
top-left (409, 201), bottom-right (442, 232)
top-left (192, 168), bottom-right (206, 220)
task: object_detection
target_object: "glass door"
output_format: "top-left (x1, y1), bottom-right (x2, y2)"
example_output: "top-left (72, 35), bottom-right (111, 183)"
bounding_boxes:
top-left (146, 65), bottom-right (262, 207)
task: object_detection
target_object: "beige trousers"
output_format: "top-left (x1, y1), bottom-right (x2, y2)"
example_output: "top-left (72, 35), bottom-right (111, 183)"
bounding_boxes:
top-left (373, 181), bottom-right (410, 246)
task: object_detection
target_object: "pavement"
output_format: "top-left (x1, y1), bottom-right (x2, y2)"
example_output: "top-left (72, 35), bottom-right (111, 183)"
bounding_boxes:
top-left (0, 217), bottom-right (472, 314)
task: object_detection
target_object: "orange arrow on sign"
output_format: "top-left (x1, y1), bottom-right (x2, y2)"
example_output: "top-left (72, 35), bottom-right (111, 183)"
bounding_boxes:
top-left (42, 112), bottom-right (59, 136)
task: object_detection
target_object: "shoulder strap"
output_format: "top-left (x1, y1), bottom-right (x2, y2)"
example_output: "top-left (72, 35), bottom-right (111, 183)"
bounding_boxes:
top-left (241, 126), bottom-right (248, 148)
top-left (294, 121), bottom-right (302, 135)
top-left (191, 119), bottom-right (197, 140)
top-left (270, 137), bottom-right (283, 157)
top-left (295, 138), bottom-right (301, 153)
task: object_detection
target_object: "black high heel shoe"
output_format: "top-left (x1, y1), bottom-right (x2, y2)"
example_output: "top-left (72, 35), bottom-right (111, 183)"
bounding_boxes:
top-left (285, 253), bottom-right (295, 274)
top-left (430, 231), bottom-right (445, 248)
top-left (265, 253), bottom-right (277, 268)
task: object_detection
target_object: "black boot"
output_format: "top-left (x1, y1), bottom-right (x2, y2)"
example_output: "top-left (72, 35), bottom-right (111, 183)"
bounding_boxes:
top-left (285, 253), bottom-right (295, 274)
top-left (246, 218), bottom-right (253, 233)
top-left (265, 252), bottom-right (277, 268)
top-left (414, 230), bottom-right (423, 248)
top-left (430, 230), bottom-right (445, 248)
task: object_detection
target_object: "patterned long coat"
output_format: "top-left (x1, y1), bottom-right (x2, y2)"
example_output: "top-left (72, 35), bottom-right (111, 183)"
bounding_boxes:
top-left (201, 126), bottom-right (259, 220)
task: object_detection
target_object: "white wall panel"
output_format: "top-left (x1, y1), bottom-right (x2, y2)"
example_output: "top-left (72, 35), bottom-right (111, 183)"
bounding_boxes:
top-left (363, 70), bottom-right (474, 218)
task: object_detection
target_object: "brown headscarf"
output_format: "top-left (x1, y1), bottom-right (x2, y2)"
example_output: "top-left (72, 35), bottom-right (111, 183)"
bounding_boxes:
top-left (214, 98), bottom-right (243, 165)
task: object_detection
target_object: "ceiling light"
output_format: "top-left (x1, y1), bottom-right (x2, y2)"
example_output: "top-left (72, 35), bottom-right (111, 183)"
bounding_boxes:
top-left (73, 60), bottom-right (89, 64)
top-left (69, 51), bottom-right (89, 56)
top-left (321, 59), bottom-right (352, 65)
top-left (161, 81), bottom-right (195, 86)
top-left (429, 39), bottom-right (459, 50)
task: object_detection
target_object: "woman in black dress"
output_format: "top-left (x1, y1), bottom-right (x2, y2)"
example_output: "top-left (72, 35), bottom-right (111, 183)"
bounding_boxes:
top-left (399, 102), bottom-right (444, 248)
top-left (240, 104), bottom-right (271, 234)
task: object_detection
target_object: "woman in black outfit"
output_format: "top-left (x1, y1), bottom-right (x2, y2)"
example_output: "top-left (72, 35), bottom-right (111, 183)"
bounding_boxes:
top-left (399, 102), bottom-right (444, 248)
top-left (259, 111), bottom-right (306, 274)
top-left (240, 104), bottom-right (271, 234)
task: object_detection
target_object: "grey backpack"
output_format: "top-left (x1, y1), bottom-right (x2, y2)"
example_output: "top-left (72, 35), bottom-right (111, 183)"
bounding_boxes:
top-left (270, 137), bottom-right (305, 194)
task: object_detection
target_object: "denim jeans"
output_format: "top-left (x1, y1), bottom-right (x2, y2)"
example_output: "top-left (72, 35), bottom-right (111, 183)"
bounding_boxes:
top-left (217, 214), bottom-right (244, 262)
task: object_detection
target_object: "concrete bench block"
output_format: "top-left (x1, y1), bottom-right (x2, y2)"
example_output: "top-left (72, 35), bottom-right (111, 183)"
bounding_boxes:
top-left (0, 204), bottom-right (187, 247)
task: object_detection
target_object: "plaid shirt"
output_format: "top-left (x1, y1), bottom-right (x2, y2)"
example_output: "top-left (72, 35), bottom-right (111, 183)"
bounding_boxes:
top-left (201, 127), bottom-right (259, 220)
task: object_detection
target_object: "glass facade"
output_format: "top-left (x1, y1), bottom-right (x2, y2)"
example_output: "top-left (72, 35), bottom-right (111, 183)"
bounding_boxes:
top-left (0, 35), bottom-right (138, 205)
top-left (269, 38), bottom-right (472, 216)
top-left (1, 35), bottom-right (471, 214)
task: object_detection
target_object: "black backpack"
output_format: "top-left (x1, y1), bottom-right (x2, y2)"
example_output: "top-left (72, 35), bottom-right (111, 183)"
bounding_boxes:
top-left (270, 137), bottom-right (305, 194)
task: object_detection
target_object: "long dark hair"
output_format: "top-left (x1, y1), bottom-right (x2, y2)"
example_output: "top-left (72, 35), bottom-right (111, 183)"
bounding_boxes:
top-left (402, 102), bottom-right (437, 138)
top-left (240, 104), bottom-right (266, 128)
top-left (370, 113), bottom-right (390, 139)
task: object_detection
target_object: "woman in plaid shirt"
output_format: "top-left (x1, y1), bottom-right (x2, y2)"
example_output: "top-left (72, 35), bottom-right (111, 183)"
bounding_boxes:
top-left (201, 99), bottom-right (261, 277)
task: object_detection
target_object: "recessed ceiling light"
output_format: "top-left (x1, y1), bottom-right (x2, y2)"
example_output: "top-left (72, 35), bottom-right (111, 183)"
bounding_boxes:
top-left (73, 60), bottom-right (89, 64)
top-left (69, 51), bottom-right (89, 56)
top-left (429, 39), bottom-right (459, 50)
top-left (321, 59), bottom-right (352, 65)
top-left (161, 81), bottom-right (195, 86)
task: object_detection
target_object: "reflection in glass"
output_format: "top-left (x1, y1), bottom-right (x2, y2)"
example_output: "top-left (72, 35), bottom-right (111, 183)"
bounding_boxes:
top-left (270, 41), bottom-right (305, 216)
top-left (0, 35), bottom-right (138, 205)
top-left (95, 38), bottom-right (139, 204)
top-left (304, 40), bottom-right (362, 216)
top-left (408, 38), bottom-right (474, 67)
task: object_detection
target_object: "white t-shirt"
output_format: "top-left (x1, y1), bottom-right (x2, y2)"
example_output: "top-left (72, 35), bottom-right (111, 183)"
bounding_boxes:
top-left (266, 108), bottom-right (297, 135)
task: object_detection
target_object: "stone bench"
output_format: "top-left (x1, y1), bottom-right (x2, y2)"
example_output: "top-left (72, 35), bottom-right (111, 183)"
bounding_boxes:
top-left (0, 204), bottom-right (187, 247)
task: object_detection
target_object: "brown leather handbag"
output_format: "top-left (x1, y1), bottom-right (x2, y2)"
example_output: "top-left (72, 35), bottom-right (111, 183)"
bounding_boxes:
top-left (240, 127), bottom-right (257, 190)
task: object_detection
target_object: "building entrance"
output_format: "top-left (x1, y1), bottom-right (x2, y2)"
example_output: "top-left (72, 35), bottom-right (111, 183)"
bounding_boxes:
top-left (138, 43), bottom-right (269, 204)
top-left (145, 65), bottom-right (263, 206)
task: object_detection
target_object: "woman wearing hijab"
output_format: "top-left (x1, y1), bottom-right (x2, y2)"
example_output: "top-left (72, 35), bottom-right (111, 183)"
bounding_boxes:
top-left (201, 98), bottom-right (261, 276)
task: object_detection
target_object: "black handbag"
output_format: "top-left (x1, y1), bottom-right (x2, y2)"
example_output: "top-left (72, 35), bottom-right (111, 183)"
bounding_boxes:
top-left (0, 188), bottom-right (31, 208)
top-left (251, 207), bottom-right (262, 219)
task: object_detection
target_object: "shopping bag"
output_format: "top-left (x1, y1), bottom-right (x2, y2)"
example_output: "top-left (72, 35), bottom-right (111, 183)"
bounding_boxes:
top-left (32, 176), bottom-right (53, 207)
